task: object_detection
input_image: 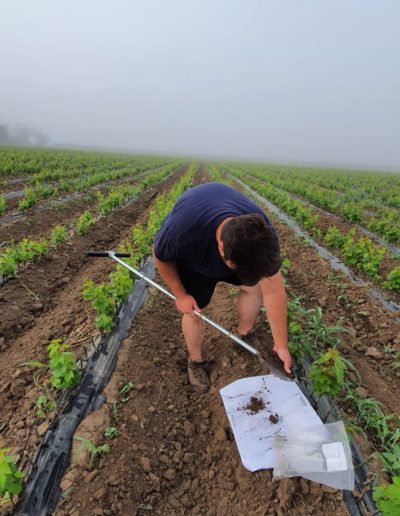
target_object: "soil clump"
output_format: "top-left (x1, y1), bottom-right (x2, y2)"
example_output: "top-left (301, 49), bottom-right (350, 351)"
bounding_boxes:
top-left (244, 396), bottom-right (265, 415)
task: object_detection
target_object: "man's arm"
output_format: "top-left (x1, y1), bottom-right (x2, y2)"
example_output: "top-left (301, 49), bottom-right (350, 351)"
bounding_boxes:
top-left (259, 271), bottom-right (291, 374)
top-left (152, 246), bottom-right (200, 314)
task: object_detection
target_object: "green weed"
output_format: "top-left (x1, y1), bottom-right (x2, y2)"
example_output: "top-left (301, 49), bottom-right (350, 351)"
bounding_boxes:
top-left (0, 448), bottom-right (24, 501)
top-left (18, 188), bottom-right (36, 211)
top-left (73, 436), bottom-right (110, 469)
top-left (50, 225), bottom-right (70, 245)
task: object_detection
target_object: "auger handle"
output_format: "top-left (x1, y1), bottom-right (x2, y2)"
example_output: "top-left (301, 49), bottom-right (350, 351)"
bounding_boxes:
top-left (86, 251), bottom-right (132, 258)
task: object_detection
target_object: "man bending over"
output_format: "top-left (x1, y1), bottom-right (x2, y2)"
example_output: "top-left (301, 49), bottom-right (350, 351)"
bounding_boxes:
top-left (153, 182), bottom-right (291, 392)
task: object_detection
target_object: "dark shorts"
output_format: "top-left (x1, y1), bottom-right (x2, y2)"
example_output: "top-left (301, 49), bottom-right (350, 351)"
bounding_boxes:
top-left (177, 263), bottom-right (243, 309)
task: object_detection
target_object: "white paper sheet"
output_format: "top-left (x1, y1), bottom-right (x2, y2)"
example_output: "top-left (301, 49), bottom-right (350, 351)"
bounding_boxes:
top-left (219, 375), bottom-right (324, 471)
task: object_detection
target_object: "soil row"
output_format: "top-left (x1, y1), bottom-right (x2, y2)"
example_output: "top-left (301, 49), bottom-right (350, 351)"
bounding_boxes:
top-left (55, 282), bottom-right (347, 516)
top-left (288, 191), bottom-right (400, 255)
top-left (0, 166), bottom-right (172, 246)
top-left (0, 177), bottom-right (28, 194)
top-left (2, 167), bottom-right (398, 515)
top-left (55, 166), bottom-right (347, 515)
top-left (0, 165), bottom-right (169, 223)
top-left (238, 173), bottom-right (400, 304)
top-left (234, 176), bottom-right (400, 415)
top-left (0, 167), bottom-right (187, 507)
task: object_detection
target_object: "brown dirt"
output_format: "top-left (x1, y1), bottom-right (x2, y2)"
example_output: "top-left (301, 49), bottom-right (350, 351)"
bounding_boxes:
top-left (0, 172), bottom-right (158, 245)
top-left (0, 194), bottom-right (96, 244)
top-left (0, 168), bottom-right (187, 500)
top-left (233, 179), bottom-right (400, 416)
top-left (250, 177), bottom-right (400, 301)
top-left (55, 281), bottom-right (347, 516)
top-left (313, 207), bottom-right (400, 278)
top-left (269, 414), bottom-right (280, 425)
top-left (0, 180), bottom-right (28, 195)
top-left (293, 194), bottom-right (400, 298)
top-left (289, 189), bottom-right (400, 246)
top-left (244, 396), bottom-right (265, 414)
top-left (0, 169), bottom-right (184, 343)
top-left (1, 195), bottom-right (20, 214)
top-left (2, 169), bottom-right (398, 515)
top-left (0, 170), bottom-right (159, 229)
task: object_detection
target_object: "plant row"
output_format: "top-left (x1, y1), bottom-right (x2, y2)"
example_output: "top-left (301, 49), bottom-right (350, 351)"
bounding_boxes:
top-left (226, 167), bottom-right (400, 293)
top-left (235, 165), bottom-right (400, 243)
top-left (209, 167), bottom-right (400, 514)
top-left (287, 293), bottom-right (400, 515)
top-left (0, 146), bottom-right (170, 177)
top-left (0, 165), bottom-right (196, 505)
top-left (83, 163), bottom-right (197, 332)
top-left (0, 163), bottom-right (181, 282)
top-left (223, 161), bottom-right (400, 209)
top-left (1, 159), bottom-right (182, 217)
top-left (0, 338), bottom-right (80, 503)
top-left (0, 339), bottom-right (139, 505)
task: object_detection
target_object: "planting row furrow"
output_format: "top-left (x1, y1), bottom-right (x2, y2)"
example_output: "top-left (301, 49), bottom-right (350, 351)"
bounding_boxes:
top-left (209, 165), bottom-right (399, 513)
top-left (0, 163), bottom-right (175, 226)
top-left (0, 147), bottom-right (169, 178)
top-left (238, 165), bottom-right (400, 244)
top-left (0, 166), bottom-right (197, 511)
top-left (0, 158), bottom-right (179, 217)
top-left (231, 162), bottom-right (400, 209)
top-left (0, 162), bottom-right (182, 285)
top-left (224, 167), bottom-right (400, 297)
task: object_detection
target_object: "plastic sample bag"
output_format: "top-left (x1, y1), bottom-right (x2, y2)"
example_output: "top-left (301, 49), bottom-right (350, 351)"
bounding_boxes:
top-left (273, 420), bottom-right (354, 490)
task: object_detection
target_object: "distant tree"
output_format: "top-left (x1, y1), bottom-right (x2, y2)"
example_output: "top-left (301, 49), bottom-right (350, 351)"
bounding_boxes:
top-left (0, 122), bottom-right (11, 144)
top-left (0, 120), bottom-right (49, 146)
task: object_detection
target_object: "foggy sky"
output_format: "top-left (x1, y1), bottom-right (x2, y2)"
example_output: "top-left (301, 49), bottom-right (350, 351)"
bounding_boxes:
top-left (1, 0), bottom-right (400, 169)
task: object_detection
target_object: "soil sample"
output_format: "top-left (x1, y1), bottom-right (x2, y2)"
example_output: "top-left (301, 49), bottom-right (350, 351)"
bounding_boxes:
top-left (268, 413), bottom-right (280, 424)
top-left (244, 396), bottom-right (265, 414)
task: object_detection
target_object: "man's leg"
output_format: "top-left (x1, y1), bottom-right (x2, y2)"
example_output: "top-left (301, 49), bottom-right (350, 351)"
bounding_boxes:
top-left (177, 268), bottom-right (215, 392)
top-left (183, 312), bottom-right (210, 392)
top-left (237, 283), bottom-right (263, 336)
top-left (182, 313), bottom-right (205, 361)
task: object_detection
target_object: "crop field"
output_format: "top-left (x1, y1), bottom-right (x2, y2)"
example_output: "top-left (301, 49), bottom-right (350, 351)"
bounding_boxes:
top-left (0, 147), bottom-right (399, 515)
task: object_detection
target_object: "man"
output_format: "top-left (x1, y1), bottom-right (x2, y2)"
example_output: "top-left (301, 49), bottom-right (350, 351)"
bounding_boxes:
top-left (153, 182), bottom-right (291, 392)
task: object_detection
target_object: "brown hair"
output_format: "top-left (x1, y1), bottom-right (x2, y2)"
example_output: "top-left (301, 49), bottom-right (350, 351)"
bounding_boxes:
top-left (221, 214), bottom-right (281, 285)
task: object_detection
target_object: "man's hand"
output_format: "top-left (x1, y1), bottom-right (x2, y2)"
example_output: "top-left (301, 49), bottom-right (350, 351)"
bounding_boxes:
top-left (175, 294), bottom-right (201, 314)
top-left (273, 346), bottom-right (292, 375)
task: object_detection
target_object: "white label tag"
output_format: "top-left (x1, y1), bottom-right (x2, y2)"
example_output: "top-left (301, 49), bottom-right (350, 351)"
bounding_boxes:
top-left (322, 442), bottom-right (348, 472)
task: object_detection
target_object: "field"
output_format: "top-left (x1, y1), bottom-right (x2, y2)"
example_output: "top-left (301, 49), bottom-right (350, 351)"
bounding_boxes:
top-left (0, 147), bottom-right (399, 515)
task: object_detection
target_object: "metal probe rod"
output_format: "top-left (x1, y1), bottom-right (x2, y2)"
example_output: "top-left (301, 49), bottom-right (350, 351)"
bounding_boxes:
top-left (107, 251), bottom-right (260, 356)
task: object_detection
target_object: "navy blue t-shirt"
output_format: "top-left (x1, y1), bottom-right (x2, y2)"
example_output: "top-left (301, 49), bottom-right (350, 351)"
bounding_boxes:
top-left (154, 182), bottom-right (278, 278)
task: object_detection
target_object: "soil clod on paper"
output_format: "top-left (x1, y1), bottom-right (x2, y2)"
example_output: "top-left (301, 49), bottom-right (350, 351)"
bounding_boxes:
top-left (244, 396), bottom-right (265, 414)
top-left (268, 413), bottom-right (280, 424)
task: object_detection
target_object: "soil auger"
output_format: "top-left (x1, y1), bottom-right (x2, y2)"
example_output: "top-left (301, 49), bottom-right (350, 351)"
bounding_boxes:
top-left (86, 250), bottom-right (292, 381)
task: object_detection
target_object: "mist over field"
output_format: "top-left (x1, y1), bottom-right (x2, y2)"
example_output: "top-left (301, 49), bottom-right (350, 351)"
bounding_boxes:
top-left (1, 0), bottom-right (400, 169)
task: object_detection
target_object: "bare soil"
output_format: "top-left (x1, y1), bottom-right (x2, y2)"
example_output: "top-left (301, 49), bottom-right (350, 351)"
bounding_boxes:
top-left (0, 177), bottom-right (28, 194)
top-left (290, 189), bottom-right (400, 246)
top-left (55, 282), bottom-right (347, 516)
top-left (0, 169), bottom-right (161, 229)
top-left (298, 197), bottom-right (400, 299)
top-left (0, 193), bottom-right (97, 244)
top-left (1, 167), bottom-right (398, 515)
top-left (0, 170), bottom-right (162, 245)
top-left (0, 169), bottom-right (185, 501)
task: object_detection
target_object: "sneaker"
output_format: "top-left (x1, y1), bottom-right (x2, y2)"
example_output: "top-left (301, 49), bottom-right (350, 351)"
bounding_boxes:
top-left (187, 359), bottom-right (210, 393)
top-left (236, 328), bottom-right (262, 352)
